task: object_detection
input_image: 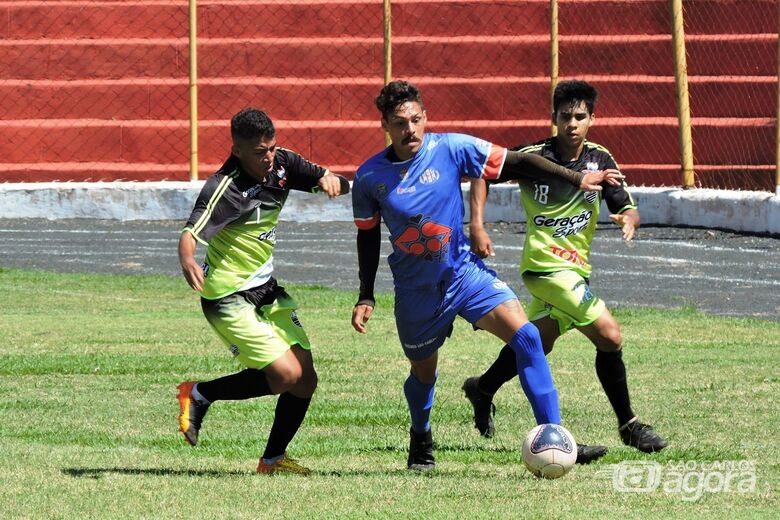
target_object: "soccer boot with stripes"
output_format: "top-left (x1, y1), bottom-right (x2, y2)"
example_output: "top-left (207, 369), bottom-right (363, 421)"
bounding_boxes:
top-left (176, 381), bottom-right (210, 446)
top-left (257, 453), bottom-right (311, 475)
top-left (620, 419), bottom-right (668, 453)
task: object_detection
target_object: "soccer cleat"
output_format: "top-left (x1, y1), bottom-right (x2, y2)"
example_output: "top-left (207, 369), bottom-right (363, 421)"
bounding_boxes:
top-left (619, 419), bottom-right (668, 453)
top-left (575, 443), bottom-right (608, 464)
top-left (176, 381), bottom-right (210, 446)
top-left (462, 376), bottom-right (496, 438)
top-left (257, 453), bottom-right (311, 475)
top-left (407, 427), bottom-right (436, 471)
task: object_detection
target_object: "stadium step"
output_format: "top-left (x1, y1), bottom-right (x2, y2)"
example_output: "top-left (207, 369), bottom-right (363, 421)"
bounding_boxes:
top-left (0, 118), bottom-right (773, 173)
top-left (0, 162), bottom-right (772, 191)
top-left (2, 0), bottom-right (775, 40)
top-left (1, 76), bottom-right (775, 121)
top-left (1, 36), bottom-right (775, 81)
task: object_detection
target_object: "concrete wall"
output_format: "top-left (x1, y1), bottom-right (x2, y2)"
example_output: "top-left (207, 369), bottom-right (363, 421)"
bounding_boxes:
top-left (1, 182), bottom-right (778, 236)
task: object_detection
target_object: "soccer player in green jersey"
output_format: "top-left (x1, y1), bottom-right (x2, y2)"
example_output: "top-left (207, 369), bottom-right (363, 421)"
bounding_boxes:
top-left (465, 80), bottom-right (667, 458)
top-left (176, 107), bottom-right (349, 474)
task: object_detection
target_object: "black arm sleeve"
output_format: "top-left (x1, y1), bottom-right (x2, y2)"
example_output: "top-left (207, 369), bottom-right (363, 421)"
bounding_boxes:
top-left (498, 151), bottom-right (584, 186)
top-left (356, 225), bottom-right (381, 307)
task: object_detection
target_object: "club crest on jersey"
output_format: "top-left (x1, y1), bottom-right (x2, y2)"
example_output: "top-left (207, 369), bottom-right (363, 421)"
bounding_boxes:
top-left (573, 279), bottom-right (594, 305)
top-left (586, 162), bottom-right (599, 171)
top-left (393, 214), bottom-right (452, 262)
top-left (201, 262), bottom-right (210, 277)
top-left (584, 191), bottom-right (599, 204)
top-left (375, 183), bottom-right (388, 200)
top-left (420, 168), bottom-right (440, 185)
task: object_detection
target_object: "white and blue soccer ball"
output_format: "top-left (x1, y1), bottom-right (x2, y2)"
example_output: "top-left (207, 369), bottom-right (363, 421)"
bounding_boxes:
top-left (522, 423), bottom-right (578, 479)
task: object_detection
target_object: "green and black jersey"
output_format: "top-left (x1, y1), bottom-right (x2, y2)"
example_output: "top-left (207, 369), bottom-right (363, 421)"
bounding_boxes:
top-left (511, 137), bottom-right (636, 278)
top-left (183, 148), bottom-right (328, 299)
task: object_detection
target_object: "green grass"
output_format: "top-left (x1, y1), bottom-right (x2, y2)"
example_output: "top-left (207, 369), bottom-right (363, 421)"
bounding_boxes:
top-left (0, 268), bottom-right (777, 519)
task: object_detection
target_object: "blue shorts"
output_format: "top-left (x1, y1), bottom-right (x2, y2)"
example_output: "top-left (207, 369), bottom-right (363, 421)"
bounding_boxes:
top-left (394, 254), bottom-right (518, 360)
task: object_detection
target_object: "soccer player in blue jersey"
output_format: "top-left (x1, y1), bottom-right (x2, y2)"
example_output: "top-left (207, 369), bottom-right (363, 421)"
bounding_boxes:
top-left (177, 107), bottom-right (349, 474)
top-left (350, 80), bottom-right (622, 471)
top-left (466, 80), bottom-right (667, 456)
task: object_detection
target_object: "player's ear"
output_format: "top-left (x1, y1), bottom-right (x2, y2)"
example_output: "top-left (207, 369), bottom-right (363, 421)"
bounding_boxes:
top-left (590, 112), bottom-right (596, 126)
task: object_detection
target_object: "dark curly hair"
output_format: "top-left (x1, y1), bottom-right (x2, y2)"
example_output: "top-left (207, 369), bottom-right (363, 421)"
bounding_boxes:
top-left (552, 80), bottom-right (598, 115)
top-left (230, 107), bottom-right (276, 141)
top-left (375, 80), bottom-right (425, 121)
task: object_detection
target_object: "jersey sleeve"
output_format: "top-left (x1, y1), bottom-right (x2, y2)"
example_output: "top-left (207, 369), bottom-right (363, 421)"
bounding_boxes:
top-left (448, 133), bottom-right (507, 180)
top-left (281, 148), bottom-right (328, 193)
top-left (182, 175), bottom-right (241, 244)
top-left (351, 172), bottom-right (380, 230)
top-left (600, 155), bottom-right (637, 214)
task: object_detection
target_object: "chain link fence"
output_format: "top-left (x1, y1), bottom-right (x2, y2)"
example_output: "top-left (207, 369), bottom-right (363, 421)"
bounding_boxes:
top-left (0, 0), bottom-right (776, 191)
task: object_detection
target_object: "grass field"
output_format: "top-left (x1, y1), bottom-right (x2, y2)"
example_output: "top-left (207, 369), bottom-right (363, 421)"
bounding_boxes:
top-left (1, 268), bottom-right (777, 519)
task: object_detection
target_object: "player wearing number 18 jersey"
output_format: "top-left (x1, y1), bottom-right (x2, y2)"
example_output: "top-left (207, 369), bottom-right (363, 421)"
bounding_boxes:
top-left (466, 80), bottom-right (667, 457)
top-left (350, 80), bottom-right (622, 471)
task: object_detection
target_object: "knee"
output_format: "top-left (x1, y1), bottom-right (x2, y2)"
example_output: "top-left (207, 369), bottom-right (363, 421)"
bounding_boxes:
top-left (297, 368), bottom-right (318, 397)
top-left (598, 329), bottom-right (622, 352)
top-left (268, 365), bottom-right (303, 394)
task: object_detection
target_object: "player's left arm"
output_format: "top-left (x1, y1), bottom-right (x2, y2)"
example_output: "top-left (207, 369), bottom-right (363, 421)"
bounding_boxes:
top-left (284, 149), bottom-right (349, 197)
top-left (602, 158), bottom-right (640, 241)
top-left (500, 151), bottom-right (624, 191)
top-left (610, 209), bottom-right (640, 241)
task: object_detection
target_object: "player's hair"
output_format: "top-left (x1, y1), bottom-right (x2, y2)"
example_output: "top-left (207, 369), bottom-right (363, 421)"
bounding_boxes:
top-left (552, 80), bottom-right (598, 115)
top-left (230, 107), bottom-right (276, 141)
top-left (375, 80), bottom-right (425, 120)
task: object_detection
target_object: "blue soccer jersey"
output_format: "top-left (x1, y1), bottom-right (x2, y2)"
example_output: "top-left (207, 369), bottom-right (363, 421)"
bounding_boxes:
top-left (352, 132), bottom-right (507, 288)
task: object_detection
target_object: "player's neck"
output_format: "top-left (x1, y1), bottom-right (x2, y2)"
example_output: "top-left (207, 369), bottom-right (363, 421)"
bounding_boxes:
top-left (554, 139), bottom-right (584, 163)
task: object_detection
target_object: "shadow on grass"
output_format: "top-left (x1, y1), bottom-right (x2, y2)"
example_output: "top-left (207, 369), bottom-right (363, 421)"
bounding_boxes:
top-left (63, 467), bottom-right (251, 479)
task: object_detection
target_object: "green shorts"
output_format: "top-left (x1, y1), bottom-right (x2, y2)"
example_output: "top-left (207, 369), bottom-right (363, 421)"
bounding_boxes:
top-left (200, 280), bottom-right (310, 369)
top-left (522, 270), bottom-right (606, 334)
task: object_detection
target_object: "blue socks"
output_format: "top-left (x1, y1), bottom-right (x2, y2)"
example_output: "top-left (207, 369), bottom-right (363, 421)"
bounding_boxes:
top-left (404, 372), bottom-right (436, 433)
top-left (509, 322), bottom-right (561, 425)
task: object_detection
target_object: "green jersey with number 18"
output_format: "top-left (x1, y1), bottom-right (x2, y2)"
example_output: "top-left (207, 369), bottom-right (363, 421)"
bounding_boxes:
top-left (513, 138), bottom-right (636, 278)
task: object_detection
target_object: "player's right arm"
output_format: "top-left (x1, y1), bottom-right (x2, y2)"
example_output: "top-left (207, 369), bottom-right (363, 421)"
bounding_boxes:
top-left (178, 231), bottom-right (203, 292)
top-left (351, 171), bottom-right (381, 334)
top-left (469, 178), bottom-right (494, 258)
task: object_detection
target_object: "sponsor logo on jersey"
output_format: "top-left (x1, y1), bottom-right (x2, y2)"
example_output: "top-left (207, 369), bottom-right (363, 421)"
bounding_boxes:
top-left (375, 183), bottom-right (388, 200)
top-left (396, 185), bottom-right (417, 195)
top-left (242, 185), bottom-right (263, 198)
top-left (420, 168), bottom-right (440, 185)
top-left (533, 210), bottom-right (593, 238)
top-left (550, 246), bottom-right (587, 266)
top-left (257, 226), bottom-right (277, 244)
top-left (290, 310), bottom-right (302, 328)
top-left (393, 214), bottom-right (452, 262)
top-left (475, 137), bottom-right (491, 153)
